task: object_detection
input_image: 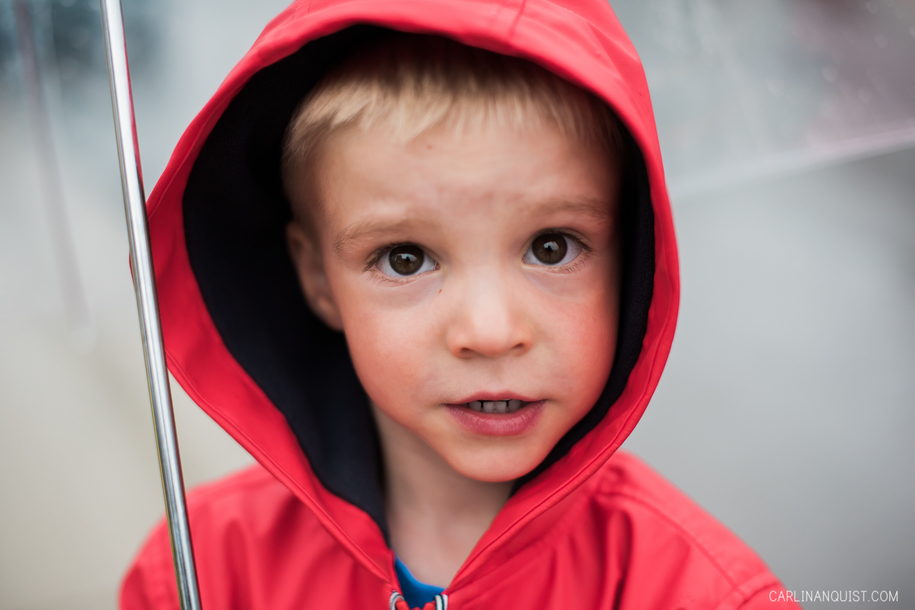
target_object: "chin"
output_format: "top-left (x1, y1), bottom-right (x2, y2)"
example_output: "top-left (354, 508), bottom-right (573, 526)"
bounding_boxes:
top-left (444, 445), bottom-right (548, 483)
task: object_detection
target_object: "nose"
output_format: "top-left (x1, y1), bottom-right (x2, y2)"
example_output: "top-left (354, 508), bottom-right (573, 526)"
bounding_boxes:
top-left (445, 271), bottom-right (533, 359)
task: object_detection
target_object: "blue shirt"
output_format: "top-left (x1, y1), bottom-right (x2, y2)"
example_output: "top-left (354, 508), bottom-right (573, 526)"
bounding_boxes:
top-left (394, 557), bottom-right (445, 609)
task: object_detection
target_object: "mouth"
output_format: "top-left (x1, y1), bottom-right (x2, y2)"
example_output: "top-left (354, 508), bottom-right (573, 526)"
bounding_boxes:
top-left (445, 398), bottom-right (545, 436)
top-left (461, 399), bottom-right (527, 414)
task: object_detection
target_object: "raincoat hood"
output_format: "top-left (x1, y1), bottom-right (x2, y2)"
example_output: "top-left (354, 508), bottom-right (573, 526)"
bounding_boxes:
top-left (148, 0), bottom-right (679, 592)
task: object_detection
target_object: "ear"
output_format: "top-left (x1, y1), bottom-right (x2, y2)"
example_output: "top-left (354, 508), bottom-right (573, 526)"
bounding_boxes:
top-left (286, 222), bottom-right (344, 331)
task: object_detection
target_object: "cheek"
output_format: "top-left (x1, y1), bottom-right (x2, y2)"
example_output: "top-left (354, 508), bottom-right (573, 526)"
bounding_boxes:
top-left (544, 272), bottom-right (619, 406)
top-left (336, 283), bottom-right (439, 407)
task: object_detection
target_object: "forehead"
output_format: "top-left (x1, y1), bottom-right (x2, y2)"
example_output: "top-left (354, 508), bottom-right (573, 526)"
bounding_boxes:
top-left (316, 121), bottom-right (619, 250)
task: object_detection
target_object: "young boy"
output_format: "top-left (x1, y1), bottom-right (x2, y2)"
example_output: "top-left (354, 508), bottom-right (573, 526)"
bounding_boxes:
top-left (122, 1), bottom-right (799, 609)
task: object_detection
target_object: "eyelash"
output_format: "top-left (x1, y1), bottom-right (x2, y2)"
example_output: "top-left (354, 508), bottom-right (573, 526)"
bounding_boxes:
top-left (363, 243), bottom-right (436, 285)
top-left (364, 242), bottom-right (424, 272)
top-left (364, 231), bottom-right (592, 282)
top-left (527, 230), bottom-right (593, 269)
top-left (537, 249), bottom-right (589, 274)
top-left (516, 230), bottom-right (594, 278)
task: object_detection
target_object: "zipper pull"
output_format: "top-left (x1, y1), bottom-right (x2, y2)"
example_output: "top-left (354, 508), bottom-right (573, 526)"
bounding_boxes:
top-left (388, 590), bottom-right (448, 610)
top-left (389, 591), bottom-right (406, 610)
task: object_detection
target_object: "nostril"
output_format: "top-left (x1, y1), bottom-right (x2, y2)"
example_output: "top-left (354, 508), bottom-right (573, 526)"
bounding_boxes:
top-left (452, 335), bottom-right (532, 359)
top-left (445, 291), bottom-right (533, 358)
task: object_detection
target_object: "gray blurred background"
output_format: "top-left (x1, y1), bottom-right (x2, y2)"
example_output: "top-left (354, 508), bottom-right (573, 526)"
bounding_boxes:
top-left (0, 0), bottom-right (912, 608)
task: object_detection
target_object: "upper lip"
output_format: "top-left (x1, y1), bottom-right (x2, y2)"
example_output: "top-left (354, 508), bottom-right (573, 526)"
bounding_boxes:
top-left (448, 393), bottom-right (540, 404)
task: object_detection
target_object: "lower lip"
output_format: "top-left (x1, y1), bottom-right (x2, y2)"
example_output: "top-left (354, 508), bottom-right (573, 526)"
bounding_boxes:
top-left (445, 400), bottom-right (546, 436)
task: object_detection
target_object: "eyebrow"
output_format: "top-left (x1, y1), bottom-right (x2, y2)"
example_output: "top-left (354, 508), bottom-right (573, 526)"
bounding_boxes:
top-left (332, 197), bottom-right (614, 255)
top-left (528, 197), bottom-right (616, 223)
top-left (333, 216), bottom-right (439, 255)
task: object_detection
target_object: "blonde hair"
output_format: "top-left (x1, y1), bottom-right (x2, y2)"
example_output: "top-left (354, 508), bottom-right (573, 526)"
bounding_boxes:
top-left (281, 33), bottom-right (623, 228)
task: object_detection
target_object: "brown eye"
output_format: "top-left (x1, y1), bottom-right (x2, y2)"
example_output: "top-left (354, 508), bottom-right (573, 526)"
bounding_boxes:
top-left (378, 245), bottom-right (435, 277)
top-left (523, 233), bottom-right (583, 267)
top-left (531, 234), bottom-right (567, 264)
top-left (389, 246), bottom-right (424, 275)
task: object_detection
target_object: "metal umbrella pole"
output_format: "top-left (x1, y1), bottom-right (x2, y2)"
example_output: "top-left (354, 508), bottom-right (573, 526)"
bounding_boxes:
top-left (99, 1), bottom-right (202, 608)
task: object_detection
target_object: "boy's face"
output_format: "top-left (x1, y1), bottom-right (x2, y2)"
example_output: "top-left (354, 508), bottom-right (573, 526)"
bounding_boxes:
top-left (288, 120), bottom-right (621, 482)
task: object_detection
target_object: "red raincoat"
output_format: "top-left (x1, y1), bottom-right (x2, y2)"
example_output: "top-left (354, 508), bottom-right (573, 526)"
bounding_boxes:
top-left (120, 1), bottom-right (800, 608)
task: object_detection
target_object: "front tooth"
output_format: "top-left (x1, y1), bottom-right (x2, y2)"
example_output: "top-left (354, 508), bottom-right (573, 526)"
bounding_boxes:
top-left (495, 401), bottom-right (508, 413)
top-left (508, 399), bottom-right (522, 412)
top-left (482, 401), bottom-right (495, 413)
top-left (469, 401), bottom-right (483, 412)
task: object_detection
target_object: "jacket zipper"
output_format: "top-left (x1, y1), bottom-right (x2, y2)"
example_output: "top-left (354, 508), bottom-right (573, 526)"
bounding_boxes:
top-left (389, 591), bottom-right (449, 610)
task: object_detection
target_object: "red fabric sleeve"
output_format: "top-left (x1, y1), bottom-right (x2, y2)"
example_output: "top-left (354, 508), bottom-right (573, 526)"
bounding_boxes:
top-left (119, 519), bottom-right (181, 610)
